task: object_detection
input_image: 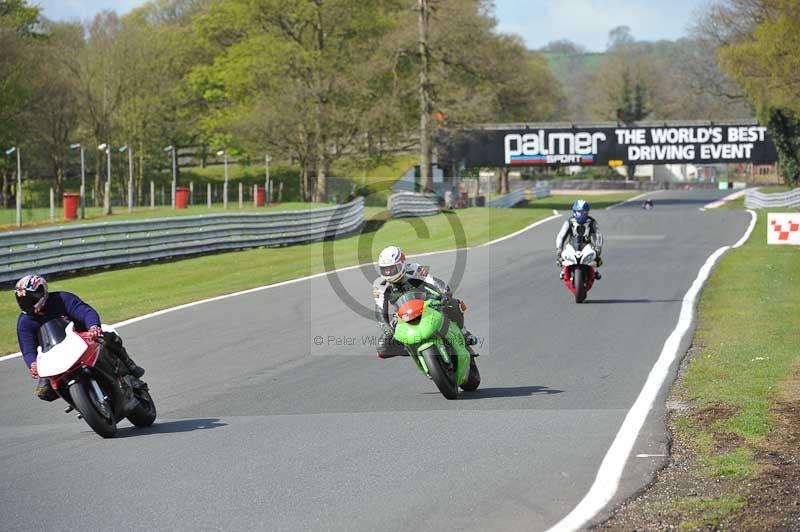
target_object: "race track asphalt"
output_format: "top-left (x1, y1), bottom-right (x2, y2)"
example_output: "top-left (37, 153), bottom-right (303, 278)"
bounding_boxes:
top-left (0, 190), bottom-right (751, 531)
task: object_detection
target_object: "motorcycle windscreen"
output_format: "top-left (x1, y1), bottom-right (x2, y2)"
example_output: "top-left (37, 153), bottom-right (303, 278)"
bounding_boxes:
top-left (37, 318), bottom-right (70, 353)
top-left (36, 322), bottom-right (89, 378)
top-left (393, 290), bottom-right (431, 323)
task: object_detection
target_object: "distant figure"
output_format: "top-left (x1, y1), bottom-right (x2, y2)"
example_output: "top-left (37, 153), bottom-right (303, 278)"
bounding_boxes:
top-left (642, 199), bottom-right (654, 210)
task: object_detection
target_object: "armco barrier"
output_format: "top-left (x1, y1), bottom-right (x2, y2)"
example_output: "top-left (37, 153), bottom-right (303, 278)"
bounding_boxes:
top-left (486, 190), bottom-right (524, 208)
top-left (389, 192), bottom-right (440, 218)
top-left (490, 183), bottom-right (551, 207)
top-left (0, 198), bottom-right (364, 283)
top-left (744, 188), bottom-right (800, 209)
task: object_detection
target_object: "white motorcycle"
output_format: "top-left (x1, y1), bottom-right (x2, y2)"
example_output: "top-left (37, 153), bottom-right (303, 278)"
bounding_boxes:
top-left (559, 226), bottom-right (598, 303)
top-left (36, 319), bottom-right (156, 438)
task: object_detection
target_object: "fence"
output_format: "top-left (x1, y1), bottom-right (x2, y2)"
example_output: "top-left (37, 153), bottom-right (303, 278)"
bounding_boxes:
top-left (0, 198), bottom-right (364, 283)
top-left (520, 182), bottom-right (552, 200)
top-left (0, 178), bottom-right (293, 228)
top-left (388, 192), bottom-right (440, 218)
top-left (744, 188), bottom-right (800, 209)
top-left (486, 190), bottom-right (524, 208)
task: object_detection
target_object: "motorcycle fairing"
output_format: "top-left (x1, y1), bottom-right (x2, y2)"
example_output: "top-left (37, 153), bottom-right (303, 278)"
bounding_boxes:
top-left (36, 323), bottom-right (89, 378)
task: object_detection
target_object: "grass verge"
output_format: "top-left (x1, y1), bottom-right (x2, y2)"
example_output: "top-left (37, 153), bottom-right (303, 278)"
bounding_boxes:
top-left (600, 208), bottom-right (800, 529)
top-left (673, 208), bottom-right (798, 522)
top-left (674, 208), bottom-right (798, 459)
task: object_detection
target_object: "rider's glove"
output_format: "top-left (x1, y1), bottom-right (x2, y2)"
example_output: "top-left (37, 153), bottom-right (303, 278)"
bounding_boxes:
top-left (29, 361), bottom-right (38, 379)
top-left (86, 326), bottom-right (103, 342)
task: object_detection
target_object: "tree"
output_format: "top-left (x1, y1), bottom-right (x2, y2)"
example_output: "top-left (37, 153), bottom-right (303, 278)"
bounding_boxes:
top-left (607, 25), bottom-right (634, 50)
top-left (25, 21), bottom-right (83, 196)
top-left (113, 1), bottom-right (208, 205)
top-left (588, 31), bottom-right (655, 122)
top-left (540, 39), bottom-right (586, 55)
top-left (190, 0), bottom-right (407, 202)
top-left (714, 0), bottom-right (800, 185)
top-left (68, 11), bottom-right (125, 206)
top-left (0, 0), bottom-right (41, 207)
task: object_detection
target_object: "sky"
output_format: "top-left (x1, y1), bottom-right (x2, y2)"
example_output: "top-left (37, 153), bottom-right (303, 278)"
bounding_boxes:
top-left (493, 0), bottom-right (710, 51)
top-left (34, 0), bottom-right (710, 52)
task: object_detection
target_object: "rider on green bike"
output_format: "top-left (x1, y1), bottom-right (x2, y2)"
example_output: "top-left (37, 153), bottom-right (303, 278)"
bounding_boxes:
top-left (371, 246), bottom-right (477, 359)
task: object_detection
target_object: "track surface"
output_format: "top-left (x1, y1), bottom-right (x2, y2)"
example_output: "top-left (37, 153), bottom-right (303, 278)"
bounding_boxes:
top-left (0, 190), bottom-right (749, 532)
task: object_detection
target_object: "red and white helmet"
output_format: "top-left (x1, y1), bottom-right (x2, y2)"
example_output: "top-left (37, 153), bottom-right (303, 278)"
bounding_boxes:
top-left (15, 274), bottom-right (49, 314)
top-left (378, 246), bottom-right (406, 283)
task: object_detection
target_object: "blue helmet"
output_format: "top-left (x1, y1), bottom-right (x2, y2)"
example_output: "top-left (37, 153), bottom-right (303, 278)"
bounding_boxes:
top-left (572, 199), bottom-right (590, 223)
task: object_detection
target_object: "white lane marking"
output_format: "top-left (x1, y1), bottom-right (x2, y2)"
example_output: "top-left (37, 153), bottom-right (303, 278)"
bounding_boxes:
top-left (2, 213), bottom-right (563, 363)
top-left (635, 454), bottom-right (667, 458)
top-left (732, 210), bottom-right (757, 249)
top-left (605, 190), bottom-right (659, 210)
top-left (546, 218), bottom-right (749, 531)
top-left (703, 189), bottom-right (748, 209)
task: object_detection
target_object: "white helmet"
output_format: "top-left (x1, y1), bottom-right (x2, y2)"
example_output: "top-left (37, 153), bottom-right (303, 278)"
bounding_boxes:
top-left (378, 246), bottom-right (406, 283)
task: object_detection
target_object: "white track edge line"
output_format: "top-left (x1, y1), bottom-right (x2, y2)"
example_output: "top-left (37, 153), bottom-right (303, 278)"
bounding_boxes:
top-left (703, 189), bottom-right (749, 210)
top-left (1, 213), bottom-right (563, 363)
top-left (547, 212), bottom-right (754, 531)
top-left (732, 210), bottom-right (757, 249)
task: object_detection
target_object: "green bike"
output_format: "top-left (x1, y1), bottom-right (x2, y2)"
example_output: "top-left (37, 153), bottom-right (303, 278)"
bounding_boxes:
top-left (392, 290), bottom-right (481, 399)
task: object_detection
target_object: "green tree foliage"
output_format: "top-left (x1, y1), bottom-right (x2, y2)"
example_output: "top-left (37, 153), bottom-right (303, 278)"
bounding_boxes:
top-left (588, 28), bottom-right (656, 122)
top-left (24, 21), bottom-right (84, 196)
top-left (716, 0), bottom-right (800, 185)
top-left (0, 0), bottom-right (41, 206)
top-left (188, 0), bottom-right (407, 201)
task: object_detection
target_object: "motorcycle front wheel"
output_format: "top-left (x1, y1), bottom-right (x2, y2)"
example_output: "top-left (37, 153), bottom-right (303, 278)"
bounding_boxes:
top-left (574, 267), bottom-right (587, 303)
top-left (70, 378), bottom-right (117, 438)
top-left (422, 346), bottom-right (459, 400)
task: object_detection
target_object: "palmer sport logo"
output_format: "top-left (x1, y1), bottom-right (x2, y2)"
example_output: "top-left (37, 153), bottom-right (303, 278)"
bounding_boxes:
top-left (504, 131), bottom-right (606, 166)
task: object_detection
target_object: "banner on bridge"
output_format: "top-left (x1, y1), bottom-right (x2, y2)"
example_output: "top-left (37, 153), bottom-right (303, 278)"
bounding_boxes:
top-left (442, 122), bottom-right (778, 168)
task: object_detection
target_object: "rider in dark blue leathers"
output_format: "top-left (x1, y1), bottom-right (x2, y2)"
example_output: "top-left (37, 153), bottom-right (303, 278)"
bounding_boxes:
top-left (15, 275), bottom-right (144, 401)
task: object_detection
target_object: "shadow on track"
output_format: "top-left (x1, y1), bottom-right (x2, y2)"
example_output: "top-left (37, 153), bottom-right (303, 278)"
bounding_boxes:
top-left (458, 385), bottom-right (564, 399)
top-left (583, 298), bottom-right (681, 304)
top-left (116, 418), bottom-right (228, 437)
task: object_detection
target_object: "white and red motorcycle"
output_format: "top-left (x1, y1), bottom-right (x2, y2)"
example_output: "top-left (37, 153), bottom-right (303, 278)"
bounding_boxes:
top-left (36, 319), bottom-right (156, 438)
top-left (559, 226), bottom-right (598, 303)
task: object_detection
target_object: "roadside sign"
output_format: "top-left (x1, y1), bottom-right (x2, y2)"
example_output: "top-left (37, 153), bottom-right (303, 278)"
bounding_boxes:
top-left (768, 213), bottom-right (800, 245)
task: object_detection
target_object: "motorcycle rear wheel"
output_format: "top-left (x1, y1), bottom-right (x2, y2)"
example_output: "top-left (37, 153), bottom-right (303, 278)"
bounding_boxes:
top-left (422, 346), bottom-right (459, 400)
top-left (574, 268), bottom-right (587, 303)
top-left (70, 379), bottom-right (117, 438)
top-left (127, 386), bottom-right (157, 428)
